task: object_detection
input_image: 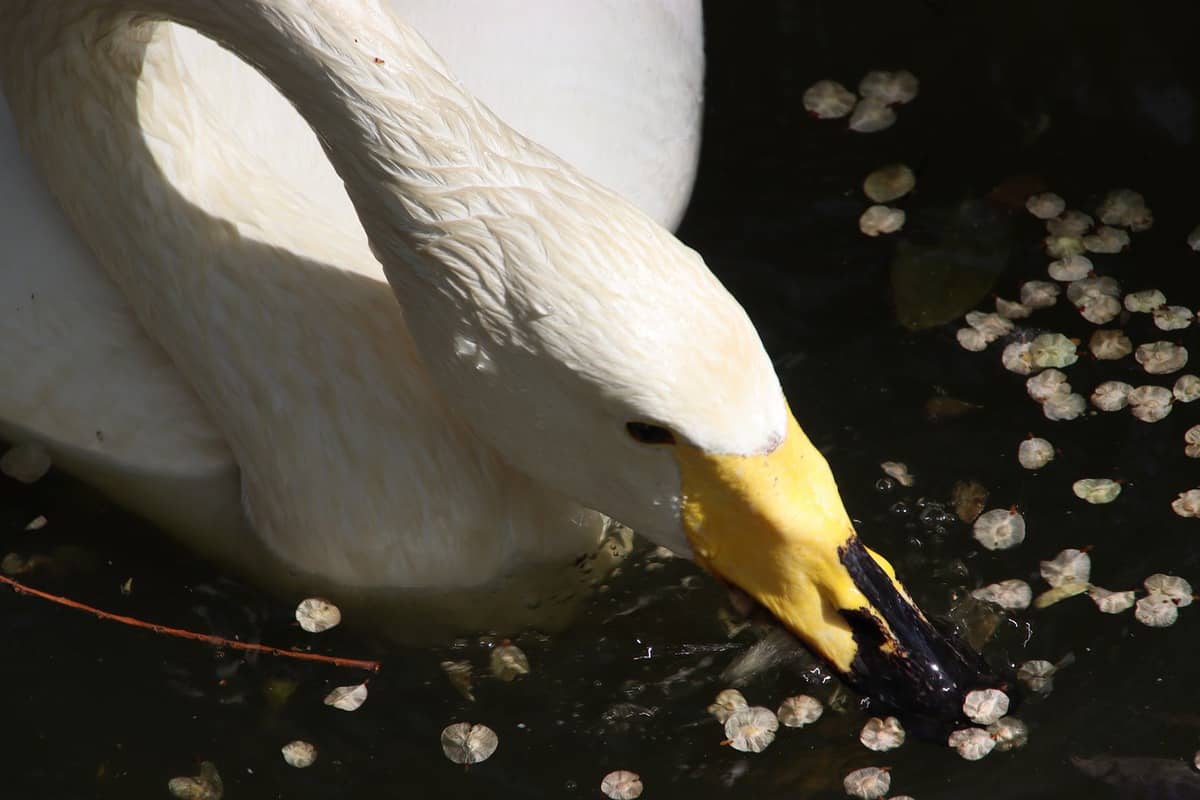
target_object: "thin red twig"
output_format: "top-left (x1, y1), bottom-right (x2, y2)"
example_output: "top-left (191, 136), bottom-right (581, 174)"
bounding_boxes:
top-left (0, 573), bottom-right (381, 672)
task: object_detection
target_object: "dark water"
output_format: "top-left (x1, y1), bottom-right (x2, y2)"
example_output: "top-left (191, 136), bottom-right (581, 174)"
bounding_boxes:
top-left (6, 1), bottom-right (1200, 797)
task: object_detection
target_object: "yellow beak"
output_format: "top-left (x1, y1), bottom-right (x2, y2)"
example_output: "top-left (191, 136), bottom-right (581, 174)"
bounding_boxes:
top-left (676, 409), bottom-right (994, 720)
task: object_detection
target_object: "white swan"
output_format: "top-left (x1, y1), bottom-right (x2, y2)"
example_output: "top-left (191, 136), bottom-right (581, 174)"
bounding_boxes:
top-left (0, 0), bottom-right (991, 715)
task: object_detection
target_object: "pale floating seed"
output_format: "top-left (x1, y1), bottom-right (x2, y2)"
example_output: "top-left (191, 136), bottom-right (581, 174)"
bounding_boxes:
top-left (1089, 586), bottom-right (1136, 614)
top-left (1043, 392), bottom-right (1086, 421)
top-left (708, 688), bottom-right (749, 723)
top-left (777, 694), bottom-right (823, 727)
top-left (849, 97), bottom-right (897, 133)
top-left (1030, 333), bottom-right (1078, 369)
top-left (1154, 305), bottom-right (1194, 331)
top-left (952, 480), bottom-right (989, 523)
top-left (965, 310), bottom-right (1015, 339)
top-left (803, 80), bottom-right (857, 119)
top-left (1135, 594), bottom-right (1178, 627)
top-left (1091, 381), bottom-right (1132, 411)
top-left (1047, 210), bottom-right (1094, 237)
top-left (963, 688), bottom-right (1010, 725)
top-left (1041, 548), bottom-right (1092, 586)
top-left (957, 327), bottom-right (989, 352)
top-left (168, 762), bottom-right (223, 800)
top-left (995, 297), bottom-right (1031, 319)
top-left (1018, 659), bottom-right (1057, 693)
top-left (490, 642), bottom-right (530, 681)
top-left (973, 508), bottom-right (1026, 551)
top-left (1089, 329), bottom-right (1132, 360)
top-left (1098, 188), bottom-right (1146, 227)
top-left (0, 443), bottom-right (51, 484)
top-left (843, 766), bottom-right (891, 800)
top-left (949, 727), bottom-right (996, 761)
top-left (880, 461), bottom-right (914, 487)
top-left (1083, 225), bottom-right (1130, 253)
top-left (724, 706), bottom-right (779, 753)
top-left (1021, 280), bottom-right (1060, 309)
top-left (1129, 385), bottom-right (1173, 422)
top-left (1136, 342), bottom-right (1188, 375)
top-left (1144, 574), bottom-right (1193, 606)
top-left (281, 740), bottom-right (317, 768)
top-left (859, 69), bottom-right (919, 104)
top-left (1045, 234), bottom-right (1085, 259)
top-left (859, 205), bottom-right (905, 236)
top-left (1125, 289), bottom-right (1166, 313)
top-left (864, 164), bottom-right (915, 203)
top-left (441, 722), bottom-right (499, 764)
top-left (1186, 425), bottom-right (1200, 458)
top-left (972, 580), bottom-right (1033, 610)
top-left (24, 515), bottom-right (46, 531)
top-left (601, 770), bottom-right (644, 800)
top-left (1072, 478), bottom-right (1121, 505)
top-left (989, 717), bottom-right (1030, 752)
top-left (859, 716), bottom-right (906, 751)
top-left (295, 597), bottom-right (341, 633)
top-left (1027, 369), bottom-right (1070, 403)
top-left (1078, 294), bottom-right (1121, 325)
top-left (1189, 224), bottom-right (1200, 251)
top-left (1034, 581), bottom-right (1091, 609)
top-left (1174, 375), bottom-right (1200, 402)
top-left (323, 683), bottom-right (368, 712)
top-left (1001, 341), bottom-right (1035, 374)
top-left (1018, 437), bottom-right (1054, 470)
top-left (441, 659), bottom-right (475, 701)
top-left (1026, 192), bottom-right (1065, 220)
top-left (1067, 275), bottom-right (1121, 304)
top-left (1047, 253), bottom-right (1093, 281)
top-left (1172, 489), bottom-right (1200, 518)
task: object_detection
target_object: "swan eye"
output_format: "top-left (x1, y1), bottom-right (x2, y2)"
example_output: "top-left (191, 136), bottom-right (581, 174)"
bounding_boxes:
top-left (626, 421), bottom-right (676, 446)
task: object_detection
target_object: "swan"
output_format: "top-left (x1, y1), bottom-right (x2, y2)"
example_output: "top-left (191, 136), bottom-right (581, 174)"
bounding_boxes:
top-left (0, 0), bottom-right (992, 719)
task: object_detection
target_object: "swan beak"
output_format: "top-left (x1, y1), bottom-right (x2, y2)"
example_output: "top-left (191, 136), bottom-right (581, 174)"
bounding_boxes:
top-left (676, 410), bottom-right (994, 723)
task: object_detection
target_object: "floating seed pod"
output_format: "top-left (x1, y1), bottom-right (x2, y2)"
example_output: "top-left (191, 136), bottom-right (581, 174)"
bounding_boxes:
top-left (25, 515), bottom-right (47, 531)
top-left (1089, 586), bottom-right (1136, 614)
top-left (966, 311), bottom-right (1015, 339)
top-left (1083, 225), bottom-right (1130, 253)
top-left (1045, 234), bottom-right (1086, 259)
top-left (1091, 381), bottom-right (1132, 412)
top-left (1129, 385), bottom-right (1173, 422)
top-left (724, 706), bottom-right (779, 753)
top-left (1001, 341), bottom-right (1035, 374)
top-left (843, 766), bottom-right (891, 799)
top-left (0, 443), bottom-right (52, 484)
top-left (1047, 211), bottom-right (1094, 238)
top-left (1041, 548), bottom-right (1092, 586)
top-left (1136, 342), bottom-right (1188, 375)
top-left (859, 69), bottom-right (919, 104)
top-left (601, 770), bottom-right (644, 800)
top-left (1186, 425), bottom-right (1200, 458)
top-left (1135, 594), bottom-right (1178, 627)
top-left (1018, 437), bottom-right (1055, 469)
top-left (1034, 581), bottom-right (1090, 609)
top-left (1043, 392), bottom-right (1086, 421)
top-left (441, 660), bottom-right (475, 701)
top-left (281, 740), bottom-right (317, 768)
top-left (1098, 189), bottom-right (1147, 226)
top-left (1067, 276), bottom-right (1121, 307)
top-left (490, 642), bottom-right (530, 681)
top-left (295, 597), bottom-right (341, 633)
top-left (859, 204), bottom-right (905, 235)
top-left (949, 727), bottom-right (995, 761)
top-left (803, 80), bottom-right (857, 119)
top-left (973, 508), bottom-right (1026, 550)
top-left (1021, 280), bottom-right (1061, 309)
top-left (972, 579), bottom-right (1033, 611)
top-left (1072, 478), bottom-right (1121, 504)
top-left (1125, 289), bottom-right (1166, 313)
top-left (957, 327), bottom-right (989, 352)
top-left (1154, 305), bottom-right (1194, 331)
top-left (952, 480), bottom-right (989, 523)
top-left (880, 461), bottom-right (914, 486)
top-left (1172, 489), bottom-right (1200, 518)
top-left (1047, 253), bottom-right (1093, 281)
top-left (989, 717), bottom-right (1029, 752)
top-left (168, 762), bottom-right (223, 800)
top-left (1189, 224), bottom-right (1200, 250)
top-left (1026, 192), bottom-right (1065, 220)
top-left (1030, 333), bottom-right (1078, 369)
top-left (1027, 370), bottom-right (1070, 402)
top-left (860, 716), bottom-right (905, 752)
top-left (708, 689), bottom-right (749, 723)
top-left (1017, 659), bottom-right (1058, 693)
top-left (995, 297), bottom-right (1031, 319)
top-left (1144, 574), bottom-right (1192, 606)
top-left (1078, 294), bottom-right (1121, 325)
top-left (441, 722), bottom-right (499, 764)
top-left (849, 98), bottom-right (897, 133)
top-left (324, 683), bottom-right (368, 712)
top-left (1089, 329), bottom-right (1132, 360)
top-left (777, 694), bottom-right (823, 727)
top-left (864, 164), bottom-right (915, 203)
top-left (963, 689), bottom-right (1010, 725)
top-left (1174, 375), bottom-right (1200, 402)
